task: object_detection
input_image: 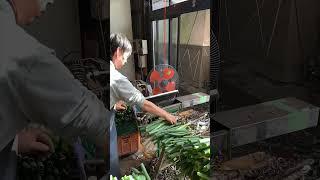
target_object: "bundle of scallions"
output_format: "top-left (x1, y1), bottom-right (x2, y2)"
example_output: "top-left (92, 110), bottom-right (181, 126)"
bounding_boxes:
top-left (140, 119), bottom-right (210, 180)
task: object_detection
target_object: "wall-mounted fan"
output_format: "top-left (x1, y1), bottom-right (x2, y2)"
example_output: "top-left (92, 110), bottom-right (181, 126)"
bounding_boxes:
top-left (146, 64), bottom-right (179, 95)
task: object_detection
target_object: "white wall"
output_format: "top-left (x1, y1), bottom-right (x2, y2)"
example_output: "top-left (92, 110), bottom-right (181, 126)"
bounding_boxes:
top-left (110, 0), bottom-right (135, 80)
top-left (23, 0), bottom-right (81, 60)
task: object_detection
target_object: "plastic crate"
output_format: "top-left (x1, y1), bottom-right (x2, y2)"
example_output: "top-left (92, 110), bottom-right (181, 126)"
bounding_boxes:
top-left (116, 119), bottom-right (138, 136)
top-left (117, 131), bottom-right (140, 157)
top-left (115, 106), bottom-right (139, 136)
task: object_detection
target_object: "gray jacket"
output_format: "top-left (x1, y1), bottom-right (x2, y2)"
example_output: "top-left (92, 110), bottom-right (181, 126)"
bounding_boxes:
top-left (0, 0), bottom-right (108, 151)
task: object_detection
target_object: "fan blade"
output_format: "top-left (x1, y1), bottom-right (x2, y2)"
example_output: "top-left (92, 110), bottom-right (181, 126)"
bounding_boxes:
top-left (165, 81), bottom-right (176, 92)
top-left (150, 70), bottom-right (161, 83)
top-left (163, 67), bottom-right (175, 80)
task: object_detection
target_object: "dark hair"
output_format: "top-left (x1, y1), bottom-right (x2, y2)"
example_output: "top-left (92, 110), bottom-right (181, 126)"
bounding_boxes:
top-left (110, 33), bottom-right (132, 59)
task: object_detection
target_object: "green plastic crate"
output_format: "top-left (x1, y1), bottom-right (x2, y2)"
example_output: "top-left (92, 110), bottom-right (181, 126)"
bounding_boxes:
top-left (115, 107), bottom-right (139, 136)
top-left (116, 120), bottom-right (138, 136)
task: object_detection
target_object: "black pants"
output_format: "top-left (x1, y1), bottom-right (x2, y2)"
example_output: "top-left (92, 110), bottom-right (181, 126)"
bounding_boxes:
top-left (0, 140), bottom-right (17, 180)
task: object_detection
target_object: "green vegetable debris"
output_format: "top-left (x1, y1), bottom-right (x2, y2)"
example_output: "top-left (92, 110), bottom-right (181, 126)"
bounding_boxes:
top-left (110, 163), bottom-right (151, 180)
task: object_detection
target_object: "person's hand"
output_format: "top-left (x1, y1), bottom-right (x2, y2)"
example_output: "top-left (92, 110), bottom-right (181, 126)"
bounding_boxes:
top-left (17, 128), bottom-right (54, 156)
top-left (165, 114), bottom-right (178, 124)
top-left (115, 101), bottom-right (127, 111)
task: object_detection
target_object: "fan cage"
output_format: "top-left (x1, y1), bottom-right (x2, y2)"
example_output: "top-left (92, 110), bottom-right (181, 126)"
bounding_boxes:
top-left (146, 64), bottom-right (179, 94)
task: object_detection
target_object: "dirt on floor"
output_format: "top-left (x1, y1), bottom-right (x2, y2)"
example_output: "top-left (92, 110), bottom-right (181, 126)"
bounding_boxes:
top-left (119, 137), bottom-right (157, 176)
top-left (212, 127), bottom-right (320, 179)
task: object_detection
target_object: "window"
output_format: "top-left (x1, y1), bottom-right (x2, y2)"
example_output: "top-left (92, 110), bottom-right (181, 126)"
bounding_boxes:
top-left (170, 0), bottom-right (188, 5)
top-left (153, 19), bottom-right (169, 65)
top-left (149, 0), bottom-right (211, 93)
top-left (153, 0), bottom-right (189, 11)
top-left (152, 18), bottom-right (179, 68)
top-left (152, 21), bottom-right (157, 67)
top-left (171, 18), bottom-right (179, 69)
top-left (178, 10), bottom-right (211, 92)
top-left (152, 0), bottom-right (169, 11)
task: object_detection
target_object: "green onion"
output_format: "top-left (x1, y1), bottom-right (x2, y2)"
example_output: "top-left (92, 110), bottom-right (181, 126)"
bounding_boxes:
top-left (140, 163), bottom-right (151, 180)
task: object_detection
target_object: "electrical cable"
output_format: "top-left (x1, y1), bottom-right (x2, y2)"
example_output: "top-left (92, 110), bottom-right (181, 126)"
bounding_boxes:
top-left (97, 0), bottom-right (107, 60)
top-left (224, 0), bottom-right (232, 48)
top-left (179, 11), bottom-right (198, 74)
top-left (255, 0), bottom-right (265, 48)
top-left (294, 0), bottom-right (305, 66)
top-left (266, 0), bottom-right (283, 57)
top-left (186, 11), bottom-right (198, 47)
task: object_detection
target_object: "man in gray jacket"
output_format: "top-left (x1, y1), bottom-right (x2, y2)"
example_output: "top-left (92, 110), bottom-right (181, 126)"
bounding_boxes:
top-left (0, 0), bottom-right (109, 178)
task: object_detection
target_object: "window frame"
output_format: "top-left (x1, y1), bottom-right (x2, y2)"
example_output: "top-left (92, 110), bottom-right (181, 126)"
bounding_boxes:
top-left (148, 0), bottom-right (210, 71)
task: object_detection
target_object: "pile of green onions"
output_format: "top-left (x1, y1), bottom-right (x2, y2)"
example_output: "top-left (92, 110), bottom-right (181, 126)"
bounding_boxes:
top-left (140, 119), bottom-right (210, 180)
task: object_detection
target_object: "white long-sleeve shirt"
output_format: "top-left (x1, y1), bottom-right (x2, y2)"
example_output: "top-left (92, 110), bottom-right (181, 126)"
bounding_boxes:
top-left (0, 0), bottom-right (108, 151)
top-left (110, 62), bottom-right (145, 110)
